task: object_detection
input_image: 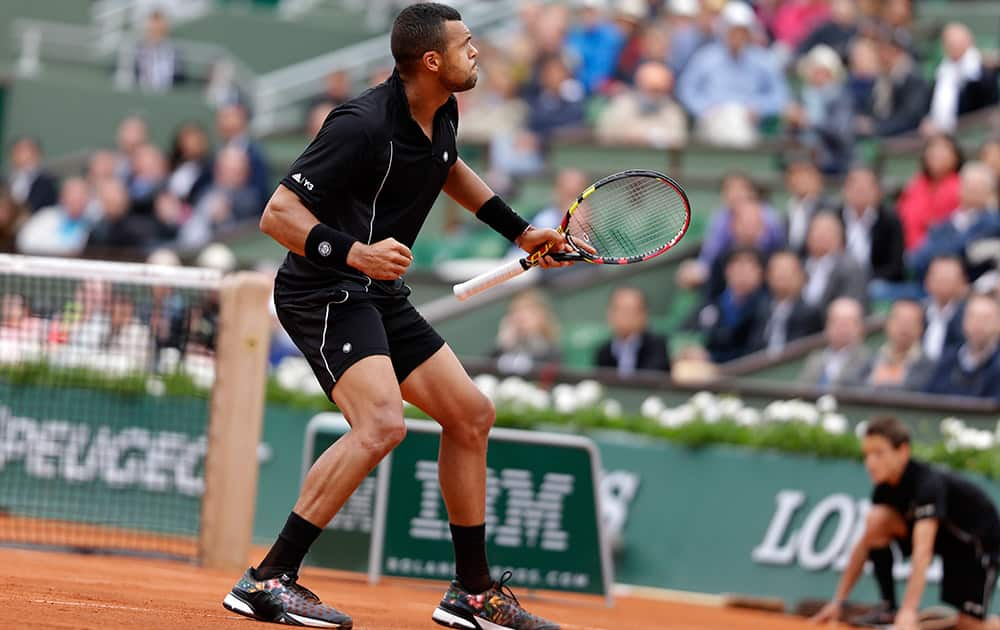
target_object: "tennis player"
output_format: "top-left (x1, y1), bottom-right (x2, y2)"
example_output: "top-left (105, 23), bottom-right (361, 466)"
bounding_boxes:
top-left (811, 416), bottom-right (1000, 630)
top-left (222, 4), bottom-right (569, 629)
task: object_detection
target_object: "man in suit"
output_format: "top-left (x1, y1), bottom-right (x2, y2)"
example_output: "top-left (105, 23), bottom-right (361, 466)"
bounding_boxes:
top-left (924, 292), bottom-right (1000, 401)
top-left (215, 103), bottom-right (270, 209)
top-left (923, 255), bottom-right (969, 361)
top-left (922, 23), bottom-right (999, 136)
top-left (6, 136), bottom-right (57, 213)
top-left (802, 211), bottom-right (870, 314)
top-left (801, 297), bottom-right (872, 388)
top-left (838, 166), bottom-right (905, 282)
top-left (855, 26), bottom-right (930, 137)
top-left (750, 249), bottom-right (824, 356)
top-left (910, 161), bottom-right (1000, 281)
top-left (866, 299), bottom-right (936, 390)
top-left (134, 10), bottom-right (184, 92)
top-left (702, 247), bottom-right (768, 363)
top-left (783, 158), bottom-right (831, 254)
top-left (595, 287), bottom-right (671, 377)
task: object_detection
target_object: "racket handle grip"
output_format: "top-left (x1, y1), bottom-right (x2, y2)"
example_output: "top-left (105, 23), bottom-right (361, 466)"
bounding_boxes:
top-left (453, 258), bottom-right (530, 301)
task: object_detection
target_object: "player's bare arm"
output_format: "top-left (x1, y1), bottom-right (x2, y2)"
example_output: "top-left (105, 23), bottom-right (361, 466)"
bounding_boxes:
top-left (443, 158), bottom-right (572, 268)
top-left (895, 518), bottom-right (938, 630)
top-left (810, 505), bottom-right (899, 624)
top-left (261, 184), bottom-right (412, 280)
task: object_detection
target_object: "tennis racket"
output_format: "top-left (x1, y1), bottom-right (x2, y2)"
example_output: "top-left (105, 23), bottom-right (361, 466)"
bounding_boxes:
top-left (453, 169), bottom-right (691, 300)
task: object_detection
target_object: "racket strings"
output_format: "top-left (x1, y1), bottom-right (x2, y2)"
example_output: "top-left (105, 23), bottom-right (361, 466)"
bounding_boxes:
top-left (567, 176), bottom-right (687, 260)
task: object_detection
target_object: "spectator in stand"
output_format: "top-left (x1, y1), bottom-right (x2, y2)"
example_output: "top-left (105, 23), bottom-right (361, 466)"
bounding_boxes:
top-left (802, 211), bottom-right (869, 313)
top-left (922, 23), bottom-right (999, 137)
top-left (525, 55), bottom-right (587, 140)
top-left (614, 23), bottom-right (671, 86)
top-left (701, 247), bottom-right (768, 363)
top-left (979, 138), bottom-right (1000, 184)
top-left (924, 292), bottom-right (1000, 400)
top-left (750, 249), bottom-right (823, 356)
top-left (0, 185), bottom-right (28, 253)
top-left (922, 255), bottom-right (969, 362)
top-left (909, 161), bottom-right (1000, 281)
top-left (87, 179), bottom-right (156, 253)
top-left (796, 0), bottom-right (859, 62)
top-left (16, 177), bottom-right (93, 257)
top-left (87, 150), bottom-right (119, 189)
top-left (595, 287), bottom-right (671, 376)
top-left (114, 115), bottom-right (149, 181)
top-left (676, 1), bottom-right (788, 147)
top-left (897, 134), bottom-right (964, 251)
top-left (134, 10), bottom-right (183, 92)
top-left (786, 44), bottom-right (854, 174)
top-left (178, 146), bottom-right (260, 250)
top-left (305, 102), bottom-right (335, 140)
top-left (771, 0), bottom-right (831, 54)
top-left (309, 69), bottom-right (352, 111)
top-left (492, 289), bottom-right (562, 374)
top-left (167, 122), bottom-right (213, 206)
top-left (702, 196), bottom-right (784, 302)
top-left (525, 168), bottom-right (590, 232)
top-left (837, 166), bottom-right (905, 283)
top-left (856, 27), bottom-right (930, 137)
top-left (565, 0), bottom-right (625, 95)
top-left (866, 299), bottom-right (935, 390)
top-left (595, 60), bottom-right (688, 148)
top-left (783, 157), bottom-right (831, 253)
top-left (800, 296), bottom-right (872, 388)
top-left (0, 293), bottom-right (45, 350)
top-left (215, 102), bottom-right (269, 207)
top-left (665, 0), bottom-right (709, 77)
top-left (458, 61), bottom-right (527, 143)
top-left (678, 172), bottom-right (783, 290)
top-left (5, 136), bottom-right (57, 213)
top-left (610, 0), bottom-right (649, 85)
top-left (846, 36), bottom-right (879, 116)
top-left (104, 288), bottom-right (155, 370)
top-left (128, 143), bottom-right (169, 216)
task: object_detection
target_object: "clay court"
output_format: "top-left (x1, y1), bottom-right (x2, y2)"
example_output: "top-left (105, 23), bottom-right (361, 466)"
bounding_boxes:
top-left (0, 547), bottom-right (816, 630)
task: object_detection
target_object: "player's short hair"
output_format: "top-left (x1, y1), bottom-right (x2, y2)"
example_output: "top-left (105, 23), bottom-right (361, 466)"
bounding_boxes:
top-left (865, 416), bottom-right (912, 448)
top-left (391, 3), bottom-right (462, 74)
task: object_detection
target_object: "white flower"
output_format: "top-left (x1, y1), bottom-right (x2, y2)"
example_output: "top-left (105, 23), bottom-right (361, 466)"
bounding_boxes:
top-left (497, 376), bottom-right (528, 402)
top-left (473, 374), bottom-right (499, 400)
top-left (790, 400), bottom-right (820, 426)
top-left (575, 379), bottom-right (604, 407)
top-left (702, 405), bottom-right (722, 424)
top-left (157, 347), bottom-right (182, 374)
top-left (822, 413), bottom-right (848, 435)
top-left (673, 403), bottom-right (696, 425)
top-left (145, 377), bottom-right (166, 397)
top-left (941, 417), bottom-right (965, 437)
top-left (854, 420), bottom-right (869, 439)
top-left (528, 389), bottom-right (550, 411)
top-left (817, 394), bottom-right (838, 414)
top-left (602, 399), bottom-right (623, 418)
top-left (691, 391), bottom-right (717, 412)
top-left (736, 408), bottom-right (761, 427)
top-left (640, 396), bottom-right (665, 419)
top-left (553, 389), bottom-right (577, 414)
top-left (764, 400), bottom-right (790, 423)
top-left (717, 396), bottom-right (744, 419)
top-left (660, 406), bottom-right (695, 429)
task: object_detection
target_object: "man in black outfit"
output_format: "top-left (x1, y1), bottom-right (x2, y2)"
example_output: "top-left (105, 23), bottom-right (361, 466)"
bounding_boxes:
top-left (812, 416), bottom-right (1000, 630)
top-left (595, 287), bottom-right (671, 376)
top-left (221, 5), bottom-right (568, 629)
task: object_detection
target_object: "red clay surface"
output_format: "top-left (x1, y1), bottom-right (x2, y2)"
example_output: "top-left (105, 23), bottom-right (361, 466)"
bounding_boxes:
top-left (0, 547), bottom-right (816, 629)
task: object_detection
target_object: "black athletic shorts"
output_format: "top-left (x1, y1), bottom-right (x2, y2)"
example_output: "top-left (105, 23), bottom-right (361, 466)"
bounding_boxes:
top-left (940, 546), bottom-right (999, 619)
top-left (274, 278), bottom-right (445, 400)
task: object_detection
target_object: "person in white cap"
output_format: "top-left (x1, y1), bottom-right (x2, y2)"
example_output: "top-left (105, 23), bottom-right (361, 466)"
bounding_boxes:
top-left (675, 1), bottom-right (788, 147)
top-left (665, 0), bottom-right (710, 76)
top-left (786, 44), bottom-right (855, 173)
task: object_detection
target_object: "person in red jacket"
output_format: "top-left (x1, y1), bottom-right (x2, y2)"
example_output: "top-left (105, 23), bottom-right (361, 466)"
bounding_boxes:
top-left (897, 134), bottom-right (964, 250)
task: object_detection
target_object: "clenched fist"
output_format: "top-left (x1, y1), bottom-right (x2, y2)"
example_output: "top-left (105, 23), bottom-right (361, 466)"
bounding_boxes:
top-left (346, 237), bottom-right (413, 280)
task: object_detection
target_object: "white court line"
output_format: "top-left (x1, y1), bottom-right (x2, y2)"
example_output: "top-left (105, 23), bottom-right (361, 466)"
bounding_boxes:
top-left (31, 599), bottom-right (234, 619)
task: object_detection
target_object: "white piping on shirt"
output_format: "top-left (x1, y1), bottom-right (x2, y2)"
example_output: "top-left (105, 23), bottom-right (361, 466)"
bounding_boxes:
top-left (363, 141), bottom-right (393, 291)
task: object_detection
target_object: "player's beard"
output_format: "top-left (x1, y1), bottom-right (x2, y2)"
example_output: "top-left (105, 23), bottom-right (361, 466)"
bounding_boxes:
top-left (442, 63), bottom-right (477, 93)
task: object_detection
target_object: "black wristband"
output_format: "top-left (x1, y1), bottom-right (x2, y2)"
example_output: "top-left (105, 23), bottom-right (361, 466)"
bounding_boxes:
top-left (304, 223), bottom-right (358, 269)
top-left (475, 195), bottom-right (530, 242)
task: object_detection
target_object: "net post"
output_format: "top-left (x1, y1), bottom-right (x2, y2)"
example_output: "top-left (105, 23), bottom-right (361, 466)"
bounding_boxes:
top-left (199, 271), bottom-right (272, 570)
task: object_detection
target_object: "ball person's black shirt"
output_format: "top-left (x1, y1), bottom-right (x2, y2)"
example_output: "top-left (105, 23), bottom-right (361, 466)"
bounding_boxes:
top-left (277, 69), bottom-right (459, 296)
top-left (872, 459), bottom-right (1000, 556)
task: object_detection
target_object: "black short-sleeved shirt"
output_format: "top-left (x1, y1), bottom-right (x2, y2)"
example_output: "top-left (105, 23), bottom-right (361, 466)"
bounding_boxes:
top-left (872, 459), bottom-right (1000, 555)
top-left (277, 69), bottom-right (459, 296)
